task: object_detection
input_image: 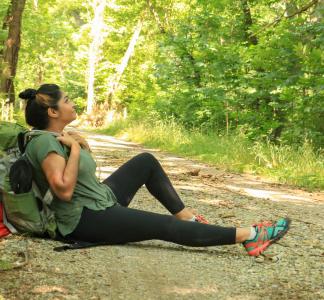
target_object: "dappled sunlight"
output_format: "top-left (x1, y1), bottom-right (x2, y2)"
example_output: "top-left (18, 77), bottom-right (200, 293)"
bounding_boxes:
top-left (225, 184), bottom-right (320, 205)
top-left (93, 155), bottom-right (112, 161)
top-left (165, 285), bottom-right (218, 296)
top-left (159, 156), bottom-right (208, 170)
top-left (89, 140), bottom-right (135, 150)
top-left (161, 156), bottom-right (186, 161)
top-left (82, 130), bottom-right (140, 149)
top-left (235, 180), bottom-right (269, 186)
top-left (90, 148), bottom-right (128, 157)
top-left (176, 183), bottom-right (209, 191)
top-left (197, 199), bottom-right (228, 206)
top-left (85, 133), bottom-right (135, 145)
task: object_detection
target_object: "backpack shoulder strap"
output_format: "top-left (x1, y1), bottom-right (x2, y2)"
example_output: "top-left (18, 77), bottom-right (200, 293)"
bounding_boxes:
top-left (24, 130), bottom-right (61, 150)
top-left (24, 130), bottom-right (64, 166)
top-left (32, 181), bottom-right (53, 206)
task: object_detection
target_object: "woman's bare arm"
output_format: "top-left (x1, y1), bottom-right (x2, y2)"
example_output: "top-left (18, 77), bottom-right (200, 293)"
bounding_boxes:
top-left (41, 133), bottom-right (80, 201)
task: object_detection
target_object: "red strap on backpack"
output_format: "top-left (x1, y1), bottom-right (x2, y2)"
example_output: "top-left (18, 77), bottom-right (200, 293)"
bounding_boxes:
top-left (0, 202), bottom-right (10, 238)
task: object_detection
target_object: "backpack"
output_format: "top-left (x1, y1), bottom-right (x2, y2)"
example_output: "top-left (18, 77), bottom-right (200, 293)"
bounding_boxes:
top-left (0, 122), bottom-right (58, 238)
top-left (0, 121), bottom-right (105, 251)
top-left (0, 121), bottom-right (26, 237)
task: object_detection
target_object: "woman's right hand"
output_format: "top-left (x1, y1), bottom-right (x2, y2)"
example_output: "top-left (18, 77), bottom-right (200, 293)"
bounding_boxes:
top-left (56, 132), bottom-right (80, 148)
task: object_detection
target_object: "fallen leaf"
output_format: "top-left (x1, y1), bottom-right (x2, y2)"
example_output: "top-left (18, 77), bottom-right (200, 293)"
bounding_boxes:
top-left (188, 169), bottom-right (200, 176)
top-left (201, 174), bottom-right (212, 178)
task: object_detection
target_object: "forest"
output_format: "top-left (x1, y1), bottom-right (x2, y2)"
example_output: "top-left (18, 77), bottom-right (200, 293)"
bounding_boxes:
top-left (0, 0), bottom-right (323, 189)
top-left (0, 2), bottom-right (324, 298)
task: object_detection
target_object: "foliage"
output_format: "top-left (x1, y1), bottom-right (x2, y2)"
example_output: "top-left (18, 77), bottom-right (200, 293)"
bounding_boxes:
top-left (1, 0), bottom-right (323, 187)
top-left (7, 0), bottom-right (322, 148)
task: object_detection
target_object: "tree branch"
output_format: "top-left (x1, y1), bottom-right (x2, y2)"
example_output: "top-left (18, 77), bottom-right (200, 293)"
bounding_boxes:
top-left (250, 0), bottom-right (319, 38)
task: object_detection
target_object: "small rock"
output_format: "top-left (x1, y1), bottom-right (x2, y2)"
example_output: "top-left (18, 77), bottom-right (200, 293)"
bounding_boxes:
top-left (255, 256), bottom-right (265, 263)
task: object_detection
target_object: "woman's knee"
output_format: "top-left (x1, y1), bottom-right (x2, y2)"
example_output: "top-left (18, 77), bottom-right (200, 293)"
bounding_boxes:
top-left (136, 152), bottom-right (158, 165)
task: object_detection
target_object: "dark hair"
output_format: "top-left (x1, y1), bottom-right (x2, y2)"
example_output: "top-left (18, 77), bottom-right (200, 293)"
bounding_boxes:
top-left (19, 84), bottom-right (62, 129)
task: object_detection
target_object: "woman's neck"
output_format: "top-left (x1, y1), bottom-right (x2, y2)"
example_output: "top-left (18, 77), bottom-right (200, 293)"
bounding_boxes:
top-left (45, 123), bottom-right (65, 135)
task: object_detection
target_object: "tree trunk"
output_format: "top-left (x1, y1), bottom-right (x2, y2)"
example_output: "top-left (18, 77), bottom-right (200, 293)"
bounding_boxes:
top-left (146, 0), bottom-right (166, 34)
top-left (33, 0), bottom-right (38, 10)
top-left (105, 19), bottom-right (143, 109)
top-left (0, 4), bottom-right (11, 97)
top-left (0, 0), bottom-right (26, 113)
top-left (241, 0), bottom-right (258, 45)
top-left (86, 0), bottom-right (106, 114)
top-left (225, 101), bottom-right (229, 135)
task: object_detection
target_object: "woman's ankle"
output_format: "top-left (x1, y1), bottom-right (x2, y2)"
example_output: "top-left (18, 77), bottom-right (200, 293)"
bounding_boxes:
top-left (174, 208), bottom-right (195, 220)
top-left (235, 228), bottom-right (252, 243)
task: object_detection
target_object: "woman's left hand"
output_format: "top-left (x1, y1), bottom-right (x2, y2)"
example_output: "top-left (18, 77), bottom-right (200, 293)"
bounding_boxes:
top-left (66, 131), bottom-right (91, 152)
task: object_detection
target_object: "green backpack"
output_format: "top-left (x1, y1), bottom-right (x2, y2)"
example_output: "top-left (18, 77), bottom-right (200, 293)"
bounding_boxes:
top-left (0, 121), bottom-right (58, 239)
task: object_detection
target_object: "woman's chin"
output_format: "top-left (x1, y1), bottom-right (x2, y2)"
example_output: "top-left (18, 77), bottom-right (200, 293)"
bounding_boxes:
top-left (69, 115), bottom-right (79, 126)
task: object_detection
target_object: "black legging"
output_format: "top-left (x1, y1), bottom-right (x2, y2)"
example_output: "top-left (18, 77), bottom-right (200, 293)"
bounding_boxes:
top-left (66, 153), bottom-right (236, 246)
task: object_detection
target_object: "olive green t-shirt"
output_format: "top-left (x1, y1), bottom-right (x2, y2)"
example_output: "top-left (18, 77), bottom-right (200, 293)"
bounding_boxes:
top-left (25, 132), bottom-right (117, 236)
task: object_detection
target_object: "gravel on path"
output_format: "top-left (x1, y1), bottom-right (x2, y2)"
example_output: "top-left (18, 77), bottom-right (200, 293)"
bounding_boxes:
top-left (1, 131), bottom-right (323, 300)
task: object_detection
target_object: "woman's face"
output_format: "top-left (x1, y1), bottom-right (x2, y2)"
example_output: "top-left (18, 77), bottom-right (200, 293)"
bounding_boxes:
top-left (55, 91), bottom-right (77, 124)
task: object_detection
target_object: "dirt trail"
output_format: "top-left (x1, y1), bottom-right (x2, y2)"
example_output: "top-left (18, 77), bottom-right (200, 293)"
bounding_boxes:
top-left (1, 131), bottom-right (323, 300)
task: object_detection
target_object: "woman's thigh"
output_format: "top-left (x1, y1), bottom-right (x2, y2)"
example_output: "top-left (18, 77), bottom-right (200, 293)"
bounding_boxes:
top-left (68, 205), bottom-right (173, 244)
top-left (102, 153), bottom-right (160, 207)
top-left (102, 152), bottom-right (185, 215)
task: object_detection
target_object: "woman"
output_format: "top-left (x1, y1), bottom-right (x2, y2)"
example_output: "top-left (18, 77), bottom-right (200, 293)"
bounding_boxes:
top-left (19, 84), bottom-right (290, 257)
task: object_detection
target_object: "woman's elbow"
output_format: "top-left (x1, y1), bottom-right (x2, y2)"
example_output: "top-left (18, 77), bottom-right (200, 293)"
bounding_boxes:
top-left (49, 178), bottom-right (74, 202)
top-left (51, 183), bottom-right (73, 202)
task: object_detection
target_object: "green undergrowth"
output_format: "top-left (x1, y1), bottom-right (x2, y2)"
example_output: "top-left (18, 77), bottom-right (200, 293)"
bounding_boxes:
top-left (91, 118), bottom-right (324, 190)
top-left (0, 259), bottom-right (13, 271)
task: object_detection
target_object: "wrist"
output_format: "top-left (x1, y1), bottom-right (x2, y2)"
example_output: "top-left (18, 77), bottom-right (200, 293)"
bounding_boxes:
top-left (71, 141), bottom-right (81, 149)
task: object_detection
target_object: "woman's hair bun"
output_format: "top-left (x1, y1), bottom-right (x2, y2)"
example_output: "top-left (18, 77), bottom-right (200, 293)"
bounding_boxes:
top-left (18, 88), bottom-right (37, 101)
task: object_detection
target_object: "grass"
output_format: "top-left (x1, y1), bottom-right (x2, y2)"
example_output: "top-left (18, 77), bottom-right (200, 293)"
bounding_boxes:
top-left (0, 259), bottom-right (13, 271)
top-left (93, 117), bottom-right (324, 191)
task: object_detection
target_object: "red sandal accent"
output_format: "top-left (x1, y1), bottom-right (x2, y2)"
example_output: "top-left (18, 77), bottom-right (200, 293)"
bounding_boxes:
top-left (195, 214), bottom-right (209, 224)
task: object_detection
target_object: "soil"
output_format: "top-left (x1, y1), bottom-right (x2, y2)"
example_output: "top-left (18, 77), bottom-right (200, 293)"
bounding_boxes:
top-left (1, 130), bottom-right (323, 300)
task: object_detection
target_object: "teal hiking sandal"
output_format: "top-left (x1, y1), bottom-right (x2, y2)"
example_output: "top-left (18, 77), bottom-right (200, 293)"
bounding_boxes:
top-left (243, 218), bottom-right (291, 256)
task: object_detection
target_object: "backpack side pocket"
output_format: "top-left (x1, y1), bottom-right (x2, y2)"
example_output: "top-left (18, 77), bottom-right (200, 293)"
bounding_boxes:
top-left (2, 190), bottom-right (45, 236)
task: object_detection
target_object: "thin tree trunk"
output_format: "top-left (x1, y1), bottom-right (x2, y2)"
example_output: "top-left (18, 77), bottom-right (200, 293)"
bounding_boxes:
top-left (241, 0), bottom-right (258, 45)
top-left (105, 19), bottom-right (143, 109)
top-left (0, 4), bottom-right (11, 90)
top-left (33, 0), bottom-right (38, 10)
top-left (225, 101), bottom-right (229, 135)
top-left (86, 0), bottom-right (106, 114)
top-left (146, 0), bottom-right (166, 33)
top-left (0, 0), bottom-right (26, 112)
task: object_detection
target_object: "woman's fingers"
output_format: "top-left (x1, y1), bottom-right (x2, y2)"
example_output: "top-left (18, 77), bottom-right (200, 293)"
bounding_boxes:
top-left (66, 131), bottom-right (91, 151)
top-left (67, 131), bottom-right (84, 143)
top-left (57, 132), bottom-right (78, 147)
